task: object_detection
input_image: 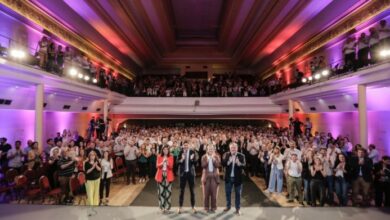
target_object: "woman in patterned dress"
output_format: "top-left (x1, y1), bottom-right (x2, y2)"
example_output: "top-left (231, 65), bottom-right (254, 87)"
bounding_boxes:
top-left (155, 145), bottom-right (174, 213)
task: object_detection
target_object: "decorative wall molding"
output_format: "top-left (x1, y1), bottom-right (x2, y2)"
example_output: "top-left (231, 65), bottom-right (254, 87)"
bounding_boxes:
top-left (262, 0), bottom-right (390, 80)
top-left (0, 0), bottom-right (136, 79)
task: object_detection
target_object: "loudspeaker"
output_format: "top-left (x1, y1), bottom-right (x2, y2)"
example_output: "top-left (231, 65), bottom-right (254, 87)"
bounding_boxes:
top-left (353, 103), bottom-right (358, 108)
top-left (82, 107), bottom-right (88, 111)
top-left (310, 107), bottom-right (316, 111)
top-left (63, 105), bottom-right (71, 110)
top-left (328, 105), bottom-right (336, 110)
top-left (96, 108), bottom-right (101, 112)
top-left (43, 103), bottom-right (47, 108)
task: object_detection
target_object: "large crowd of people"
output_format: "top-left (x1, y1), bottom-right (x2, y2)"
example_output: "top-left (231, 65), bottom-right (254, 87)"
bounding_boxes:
top-left (0, 117), bottom-right (389, 215)
top-left (129, 74), bottom-right (282, 97)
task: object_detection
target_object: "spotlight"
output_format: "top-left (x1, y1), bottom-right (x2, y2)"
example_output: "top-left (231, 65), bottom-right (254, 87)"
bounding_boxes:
top-left (379, 49), bottom-right (390, 57)
top-left (302, 78), bottom-right (307, 83)
top-left (308, 76), bottom-right (313, 81)
top-left (321, 70), bottom-right (329, 76)
top-left (10, 49), bottom-right (26, 59)
top-left (69, 68), bottom-right (77, 77)
top-left (78, 73), bottom-right (83, 79)
top-left (84, 75), bottom-right (90, 81)
top-left (268, 123), bottom-right (272, 128)
top-left (92, 78), bottom-right (97, 84)
top-left (314, 73), bottom-right (321, 80)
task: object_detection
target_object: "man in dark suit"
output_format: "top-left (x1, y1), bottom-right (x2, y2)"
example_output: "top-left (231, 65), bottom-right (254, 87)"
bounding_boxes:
top-left (222, 142), bottom-right (246, 215)
top-left (177, 141), bottom-right (198, 214)
top-left (350, 148), bottom-right (373, 206)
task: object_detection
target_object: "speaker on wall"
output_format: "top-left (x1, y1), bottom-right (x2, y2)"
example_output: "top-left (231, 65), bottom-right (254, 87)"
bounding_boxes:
top-left (328, 105), bottom-right (336, 110)
top-left (96, 108), bottom-right (101, 112)
top-left (353, 103), bottom-right (359, 108)
top-left (310, 107), bottom-right (316, 111)
top-left (82, 106), bottom-right (88, 111)
top-left (63, 105), bottom-right (71, 110)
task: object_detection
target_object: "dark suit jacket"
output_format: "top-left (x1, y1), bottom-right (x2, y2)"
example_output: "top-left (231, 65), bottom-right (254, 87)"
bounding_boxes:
top-left (222, 152), bottom-right (246, 185)
top-left (178, 149), bottom-right (198, 177)
top-left (350, 156), bottom-right (373, 182)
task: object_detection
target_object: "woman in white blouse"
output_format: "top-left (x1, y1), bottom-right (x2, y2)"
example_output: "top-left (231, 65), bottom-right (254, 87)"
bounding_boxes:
top-left (100, 151), bottom-right (113, 205)
top-left (266, 147), bottom-right (284, 194)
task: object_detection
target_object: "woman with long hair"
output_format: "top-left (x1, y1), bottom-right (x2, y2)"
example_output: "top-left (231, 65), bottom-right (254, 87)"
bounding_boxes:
top-left (267, 147), bottom-right (284, 194)
top-left (155, 145), bottom-right (174, 213)
top-left (334, 153), bottom-right (349, 206)
top-left (100, 151), bottom-right (113, 205)
top-left (310, 156), bottom-right (326, 206)
top-left (84, 150), bottom-right (101, 206)
top-left (201, 144), bottom-right (221, 213)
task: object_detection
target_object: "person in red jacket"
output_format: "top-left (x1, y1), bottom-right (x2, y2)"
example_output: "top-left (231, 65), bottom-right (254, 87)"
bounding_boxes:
top-left (155, 145), bottom-right (174, 213)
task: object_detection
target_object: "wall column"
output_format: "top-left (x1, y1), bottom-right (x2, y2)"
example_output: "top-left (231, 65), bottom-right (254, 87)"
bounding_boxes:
top-left (358, 84), bottom-right (368, 147)
top-left (103, 100), bottom-right (109, 136)
top-left (35, 84), bottom-right (44, 151)
top-left (288, 99), bottom-right (294, 119)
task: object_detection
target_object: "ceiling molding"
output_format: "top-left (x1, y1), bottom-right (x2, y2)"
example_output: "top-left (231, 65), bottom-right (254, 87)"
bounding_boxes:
top-left (0, 0), bottom-right (136, 79)
top-left (261, 0), bottom-right (390, 80)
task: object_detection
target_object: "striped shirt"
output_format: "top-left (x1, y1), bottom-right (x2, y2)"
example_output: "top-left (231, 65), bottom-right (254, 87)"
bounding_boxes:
top-left (57, 156), bottom-right (75, 177)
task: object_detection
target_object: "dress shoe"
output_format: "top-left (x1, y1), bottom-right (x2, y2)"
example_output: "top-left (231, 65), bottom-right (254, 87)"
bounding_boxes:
top-left (223, 207), bottom-right (230, 212)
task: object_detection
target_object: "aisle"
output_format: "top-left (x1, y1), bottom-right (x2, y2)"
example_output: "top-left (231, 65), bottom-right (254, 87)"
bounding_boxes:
top-left (130, 175), bottom-right (279, 207)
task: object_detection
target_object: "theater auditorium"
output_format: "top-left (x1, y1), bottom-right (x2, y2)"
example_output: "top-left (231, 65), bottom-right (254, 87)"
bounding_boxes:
top-left (0, 0), bottom-right (389, 219)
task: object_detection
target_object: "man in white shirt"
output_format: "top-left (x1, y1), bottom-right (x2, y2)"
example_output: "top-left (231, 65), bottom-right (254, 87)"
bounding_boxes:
top-left (368, 144), bottom-right (380, 164)
top-left (285, 153), bottom-right (303, 204)
top-left (378, 20), bottom-right (390, 46)
top-left (124, 141), bottom-right (139, 185)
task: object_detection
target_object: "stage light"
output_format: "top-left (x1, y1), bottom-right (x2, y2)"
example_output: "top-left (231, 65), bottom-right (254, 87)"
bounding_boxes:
top-left (10, 49), bottom-right (26, 59)
top-left (308, 76), bottom-right (313, 81)
top-left (314, 73), bottom-right (321, 80)
top-left (268, 123), bottom-right (272, 128)
top-left (78, 73), bottom-right (83, 79)
top-left (379, 49), bottom-right (390, 57)
top-left (321, 69), bottom-right (329, 76)
top-left (84, 75), bottom-right (90, 81)
top-left (69, 68), bottom-right (77, 77)
top-left (302, 78), bottom-right (307, 83)
top-left (92, 78), bottom-right (97, 84)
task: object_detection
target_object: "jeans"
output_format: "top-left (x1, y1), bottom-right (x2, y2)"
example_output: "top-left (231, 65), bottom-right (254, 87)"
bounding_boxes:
top-left (310, 179), bottom-right (325, 206)
top-left (225, 177), bottom-right (242, 210)
top-left (268, 167), bottom-right (283, 193)
top-left (325, 175), bottom-right (335, 204)
top-left (303, 179), bottom-right (311, 203)
top-left (334, 176), bottom-right (348, 206)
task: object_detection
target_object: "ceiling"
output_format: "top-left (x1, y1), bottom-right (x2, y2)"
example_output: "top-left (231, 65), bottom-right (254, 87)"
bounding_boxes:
top-left (29, 0), bottom-right (369, 76)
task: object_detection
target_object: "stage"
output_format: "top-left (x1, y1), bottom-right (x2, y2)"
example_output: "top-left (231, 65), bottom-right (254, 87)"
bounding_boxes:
top-left (0, 204), bottom-right (389, 220)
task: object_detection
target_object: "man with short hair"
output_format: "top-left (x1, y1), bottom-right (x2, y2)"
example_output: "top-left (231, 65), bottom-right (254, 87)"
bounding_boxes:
top-left (350, 149), bottom-right (373, 206)
top-left (285, 153), bottom-right (303, 204)
top-left (222, 142), bottom-right (246, 215)
top-left (177, 141), bottom-right (198, 214)
top-left (7, 140), bottom-right (24, 172)
top-left (0, 137), bottom-right (12, 169)
top-left (57, 146), bottom-right (76, 204)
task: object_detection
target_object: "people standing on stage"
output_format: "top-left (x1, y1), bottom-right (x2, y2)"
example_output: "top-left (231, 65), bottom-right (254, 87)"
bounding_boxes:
top-left (155, 145), bottom-right (174, 213)
top-left (100, 151), bottom-right (113, 206)
top-left (124, 140), bottom-right (139, 185)
top-left (84, 150), bottom-right (101, 206)
top-left (201, 144), bottom-right (221, 213)
top-left (222, 142), bottom-right (246, 215)
top-left (266, 146), bottom-right (284, 194)
top-left (285, 153), bottom-right (303, 204)
top-left (177, 141), bottom-right (198, 214)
